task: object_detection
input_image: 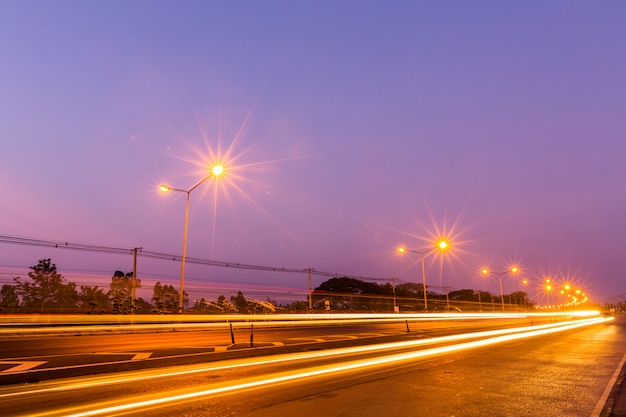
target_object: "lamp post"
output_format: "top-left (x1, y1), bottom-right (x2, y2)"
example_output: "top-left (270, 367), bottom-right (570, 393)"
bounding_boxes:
top-left (390, 277), bottom-right (398, 313)
top-left (544, 279), bottom-right (554, 307)
top-left (522, 279), bottom-right (539, 310)
top-left (481, 266), bottom-right (519, 312)
top-left (397, 240), bottom-right (448, 311)
top-left (522, 277), bottom-right (552, 309)
top-left (160, 164), bottom-right (224, 313)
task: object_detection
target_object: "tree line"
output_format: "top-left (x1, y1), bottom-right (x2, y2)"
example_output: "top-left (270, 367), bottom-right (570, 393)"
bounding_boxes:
top-left (0, 259), bottom-right (534, 314)
top-left (0, 258), bottom-right (277, 314)
top-left (311, 277), bottom-right (533, 312)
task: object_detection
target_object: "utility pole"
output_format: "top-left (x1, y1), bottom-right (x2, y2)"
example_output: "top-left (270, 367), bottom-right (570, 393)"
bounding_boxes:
top-left (307, 268), bottom-right (313, 310)
top-left (392, 277), bottom-right (398, 313)
top-left (132, 247), bottom-right (142, 305)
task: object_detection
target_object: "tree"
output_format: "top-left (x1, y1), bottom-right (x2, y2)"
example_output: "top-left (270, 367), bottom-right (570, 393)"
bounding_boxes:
top-left (314, 277), bottom-right (387, 311)
top-left (508, 291), bottom-right (531, 309)
top-left (0, 284), bottom-right (19, 312)
top-left (13, 259), bottom-right (78, 312)
top-left (395, 282), bottom-right (424, 297)
top-left (152, 282), bottom-right (179, 314)
top-left (316, 277), bottom-right (380, 295)
top-left (209, 295), bottom-right (238, 313)
top-left (192, 297), bottom-right (210, 313)
top-left (230, 291), bottom-right (247, 312)
top-left (282, 300), bottom-right (309, 312)
top-left (133, 297), bottom-right (152, 313)
top-left (57, 280), bottom-right (79, 310)
top-left (108, 271), bottom-right (139, 300)
top-left (386, 282), bottom-right (424, 311)
top-left (247, 298), bottom-right (277, 314)
top-left (78, 285), bottom-right (109, 314)
top-left (448, 289), bottom-right (478, 301)
top-left (108, 271), bottom-right (141, 314)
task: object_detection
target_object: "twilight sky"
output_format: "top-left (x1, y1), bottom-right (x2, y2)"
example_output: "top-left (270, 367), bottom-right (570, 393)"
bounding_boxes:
top-left (1, 1), bottom-right (625, 306)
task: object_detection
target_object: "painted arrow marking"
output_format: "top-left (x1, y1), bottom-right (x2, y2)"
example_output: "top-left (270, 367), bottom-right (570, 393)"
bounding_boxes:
top-left (0, 361), bottom-right (47, 373)
top-left (95, 352), bottom-right (153, 360)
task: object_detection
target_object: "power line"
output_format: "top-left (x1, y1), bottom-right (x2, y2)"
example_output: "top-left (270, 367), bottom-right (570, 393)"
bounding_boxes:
top-left (0, 234), bottom-right (393, 283)
top-left (0, 235), bottom-right (132, 255)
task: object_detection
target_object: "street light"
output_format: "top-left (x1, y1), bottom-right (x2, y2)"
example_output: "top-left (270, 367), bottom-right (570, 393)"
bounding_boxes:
top-left (522, 277), bottom-right (553, 310)
top-left (159, 163), bottom-right (225, 313)
top-left (397, 240), bottom-right (449, 311)
top-left (481, 265), bottom-right (519, 312)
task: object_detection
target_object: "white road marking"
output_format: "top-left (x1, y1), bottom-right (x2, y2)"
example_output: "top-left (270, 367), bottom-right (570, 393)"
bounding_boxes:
top-left (0, 361), bottom-right (47, 373)
top-left (287, 337), bottom-right (327, 343)
top-left (214, 346), bottom-right (230, 352)
top-left (591, 350), bottom-right (626, 417)
top-left (95, 352), bottom-right (152, 360)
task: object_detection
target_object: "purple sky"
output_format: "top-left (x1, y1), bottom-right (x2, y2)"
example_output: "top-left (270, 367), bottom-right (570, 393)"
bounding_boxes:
top-left (1, 1), bottom-right (625, 305)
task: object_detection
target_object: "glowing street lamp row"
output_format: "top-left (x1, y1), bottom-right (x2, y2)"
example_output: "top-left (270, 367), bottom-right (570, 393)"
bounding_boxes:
top-left (397, 243), bottom-right (588, 313)
top-left (482, 270), bottom-right (586, 311)
top-left (522, 278), bottom-right (587, 310)
top-left (398, 242), bottom-right (522, 312)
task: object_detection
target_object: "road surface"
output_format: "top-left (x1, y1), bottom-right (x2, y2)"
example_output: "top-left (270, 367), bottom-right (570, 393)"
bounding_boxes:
top-left (0, 314), bottom-right (622, 416)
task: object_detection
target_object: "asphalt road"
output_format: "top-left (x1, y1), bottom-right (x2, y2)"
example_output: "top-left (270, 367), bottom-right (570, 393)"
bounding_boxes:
top-left (0, 316), bottom-right (534, 383)
top-left (0, 314), bottom-right (623, 416)
top-left (227, 316), bottom-right (626, 417)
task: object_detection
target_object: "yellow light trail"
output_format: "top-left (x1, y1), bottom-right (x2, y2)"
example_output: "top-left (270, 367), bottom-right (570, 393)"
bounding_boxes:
top-left (5, 316), bottom-right (612, 416)
top-left (0, 314), bottom-right (602, 380)
top-left (0, 310), bottom-right (602, 336)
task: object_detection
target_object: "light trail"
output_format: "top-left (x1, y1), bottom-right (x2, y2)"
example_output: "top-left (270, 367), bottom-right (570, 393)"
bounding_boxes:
top-left (0, 310), bottom-right (601, 334)
top-left (0, 316), bottom-right (491, 337)
top-left (0, 315), bottom-right (579, 377)
top-left (0, 317), bottom-right (584, 382)
top-left (22, 316), bottom-right (612, 417)
top-left (2, 316), bottom-right (612, 417)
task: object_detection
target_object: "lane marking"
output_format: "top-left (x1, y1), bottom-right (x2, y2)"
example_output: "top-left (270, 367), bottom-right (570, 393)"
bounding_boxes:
top-left (591, 350), bottom-right (626, 417)
top-left (0, 361), bottom-right (47, 373)
top-left (130, 353), bottom-right (152, 360)
top-left (214, 346), bottom-right (230, 352)
top-left (287, 337), bottom-right (326, 343)
top-left (95, 352), bottom-right (152, 360)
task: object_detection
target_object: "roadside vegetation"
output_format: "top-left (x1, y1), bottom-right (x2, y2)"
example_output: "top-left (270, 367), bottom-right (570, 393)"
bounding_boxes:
top-left (0, 258), bottom-right (535, 314)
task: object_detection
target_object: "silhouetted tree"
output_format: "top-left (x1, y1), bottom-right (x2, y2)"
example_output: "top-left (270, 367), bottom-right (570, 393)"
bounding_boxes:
top-left (152, 282), bottom-right (179, 314)
top-left (133, 297), bottom-right (151, 313)
top-left (13, 259), bottom-right (78, 312)
top-left (448, 289), bottom-right (477, 301)
top-left (247, 298), bottom-right (277, 314)
top-left (508, 291), bottom-right (531, 309)
top-left (230, 291), bottom-right (247, 312)
top-left (0, 284), bottom-right (19, 311)
top-left (192, 297), bottom-right (210, 313)
top-left (282, 300), bottom-right (309, 312)
top-left (107, 271), bottom-right (142, 314)
top-left (314, 277), bottom-right (388, 311)
top-left (395, 282), bottom-right (424, 297)
top-left (78, 285), bottom-right (109, 314)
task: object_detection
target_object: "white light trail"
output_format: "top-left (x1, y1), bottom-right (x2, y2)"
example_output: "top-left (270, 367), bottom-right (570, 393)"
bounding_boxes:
top-left (0, 316), bottom-right (602, 394)
top-left (6, 316), bottom-right (612, 417)
top-left (0, 310), bottom-right (601, 336)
